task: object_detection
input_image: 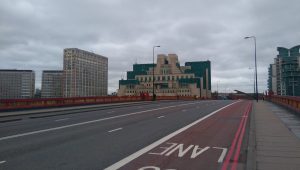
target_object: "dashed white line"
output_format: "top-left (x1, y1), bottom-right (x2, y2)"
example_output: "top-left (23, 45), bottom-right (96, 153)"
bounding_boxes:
top-left (55, 118), bottom-right (70, 122)
top-left (108, 128), bottom-right (123, 133)
top-left (0, 160), bottom-right (6, 164)
top-left (0, 102), bottom-right (199, 141)
top-left (157, 116), bottom-right (165, 119)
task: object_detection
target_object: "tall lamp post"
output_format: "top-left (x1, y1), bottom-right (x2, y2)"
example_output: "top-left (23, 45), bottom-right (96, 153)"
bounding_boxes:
top-left (245, 36), bottom-right (258, 102)
top-left (152, 45), bottom-right (160, 101)
top-left (249, 67), bottom-right (255, 98)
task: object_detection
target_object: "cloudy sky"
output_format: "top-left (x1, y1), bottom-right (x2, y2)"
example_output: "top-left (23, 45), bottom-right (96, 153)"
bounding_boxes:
top-left (1, 0), bottom-right (299, 94)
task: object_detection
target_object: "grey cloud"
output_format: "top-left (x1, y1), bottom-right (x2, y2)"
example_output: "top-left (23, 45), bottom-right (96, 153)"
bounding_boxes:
top-left (1, 0), bottom-right (299, 93)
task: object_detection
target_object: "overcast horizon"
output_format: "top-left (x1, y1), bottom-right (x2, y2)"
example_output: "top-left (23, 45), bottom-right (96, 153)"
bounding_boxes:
top-left (1, 0), bottom-right (300, 94)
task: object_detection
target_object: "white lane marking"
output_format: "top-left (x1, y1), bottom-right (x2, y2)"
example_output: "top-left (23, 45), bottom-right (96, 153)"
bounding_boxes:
top-left (55, 118), bottom-right (70, 122)
top-left (0, 102), bottom-right (199, 141)
top-left (138, 166), bottom-right (176, 170)
top-left (157, 116), bottom-right (165, 119)
top-left (182, 109), bottom-right (186, 112)
top-left (108, 127), bottom-right (123, 133)
top-left (0, 160), bottom-right (6, 164)
top-left (213, 147), bottom-right (228, 163)
top-left (104, 101), bottom-right (239, 170)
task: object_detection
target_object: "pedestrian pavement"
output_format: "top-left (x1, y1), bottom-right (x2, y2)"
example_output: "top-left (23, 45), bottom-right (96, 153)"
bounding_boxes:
top-left (248, 100), bottom-right (300, 170)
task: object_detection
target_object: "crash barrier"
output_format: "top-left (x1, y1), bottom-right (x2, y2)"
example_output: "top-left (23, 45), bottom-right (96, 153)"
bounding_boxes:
top-left (268, 95), bottom-right (300, 113)
top-left (0, 96), bottom-right (197, 111)
top-left (0, 96), bottom-right (144, 111)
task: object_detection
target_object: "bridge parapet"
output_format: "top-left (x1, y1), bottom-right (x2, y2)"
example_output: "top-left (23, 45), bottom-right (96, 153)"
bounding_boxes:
top-left (268, 95), bottom-right (300, 113)
top-left (0, 96), bottom-right (143, 111)
top-left (0, 96), bottom-right (199, 111)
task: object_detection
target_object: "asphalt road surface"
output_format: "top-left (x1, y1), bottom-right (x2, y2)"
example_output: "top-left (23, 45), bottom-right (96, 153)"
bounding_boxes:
top-left (0, 100), bottom-right (250, 170)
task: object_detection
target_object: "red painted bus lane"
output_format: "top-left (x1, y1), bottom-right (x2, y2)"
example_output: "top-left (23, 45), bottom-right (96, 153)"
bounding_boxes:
top-left (222, 102), bottom-right (252, 170)
top-left (106, 101), bottom-right (252, 170)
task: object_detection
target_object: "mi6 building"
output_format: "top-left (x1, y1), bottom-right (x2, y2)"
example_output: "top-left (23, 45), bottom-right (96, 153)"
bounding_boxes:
top-left (63, 48), bottom-right (108, 97)
top-left (0, 69), bottom-right (35, 99)
top-left (118, 54), bottom-right (211, 98)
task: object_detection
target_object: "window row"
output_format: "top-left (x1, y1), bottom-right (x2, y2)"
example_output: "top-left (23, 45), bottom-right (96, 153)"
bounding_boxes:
top-left (136, 75), bottom-right (194, 82)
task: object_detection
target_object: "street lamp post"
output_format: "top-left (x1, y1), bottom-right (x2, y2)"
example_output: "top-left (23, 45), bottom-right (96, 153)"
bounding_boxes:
top-left (217, 80), bottom-right (220, 97)
top-left (152, 45), bottom-right (160, 101)
top-left (245, 36), bottom-right (258, 102)
top-left (249, 67), bottom-right (255, 98)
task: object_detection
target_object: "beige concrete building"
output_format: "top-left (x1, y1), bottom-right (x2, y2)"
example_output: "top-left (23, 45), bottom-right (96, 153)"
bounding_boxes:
top-left (41, 70), bottom-right (63, 98)
top-left (0, 69), bottom-right (35, 99)
top-left (118, 54), bottom-right (211, 98)
top-left (63, 48), bottom-right (108, 97)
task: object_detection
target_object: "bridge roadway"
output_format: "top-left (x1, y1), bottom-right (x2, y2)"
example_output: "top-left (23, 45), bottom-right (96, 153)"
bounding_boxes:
top-left (0, 100), bottom-right (251, 170)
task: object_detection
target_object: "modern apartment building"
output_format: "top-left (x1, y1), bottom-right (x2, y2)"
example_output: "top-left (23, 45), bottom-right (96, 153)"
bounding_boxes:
top-left (268, 64), bottom-right (277, 94)
top-left (0, 69), bottom-right (35, 99)
top-left (63, 48), bottom-right (108, 97)
top-left (118, 54), bottom-right (211, 98)
top-left (268, 45), bottom-right (300, 96)
top-left (41, 70), bottom-right (63, 98)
